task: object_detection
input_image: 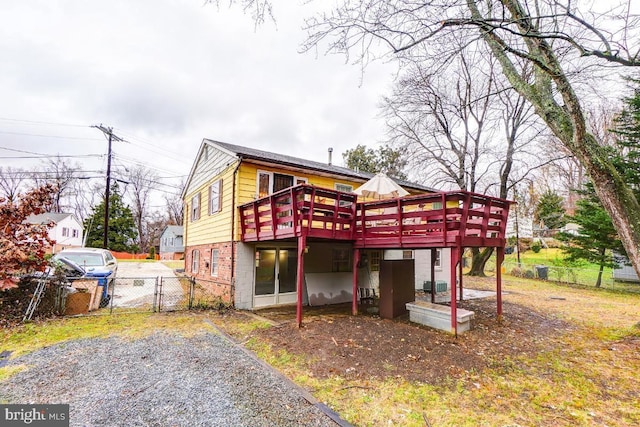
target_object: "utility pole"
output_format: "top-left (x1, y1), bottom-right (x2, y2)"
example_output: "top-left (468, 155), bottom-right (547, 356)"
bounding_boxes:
top-left (92, 125), bottom-right (123, 249)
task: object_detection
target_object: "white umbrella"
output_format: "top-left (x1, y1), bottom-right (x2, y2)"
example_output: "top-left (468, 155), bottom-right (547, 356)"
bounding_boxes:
top-left (353, 172), bottom-right (409, 199)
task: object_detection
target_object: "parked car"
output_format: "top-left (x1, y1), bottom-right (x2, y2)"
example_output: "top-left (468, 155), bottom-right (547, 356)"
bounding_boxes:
top-left (53, 248), bottom-right (118, 307)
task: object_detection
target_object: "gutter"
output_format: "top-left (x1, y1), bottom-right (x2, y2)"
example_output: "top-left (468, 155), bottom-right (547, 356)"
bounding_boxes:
top-left (229, 157), bottom-right (242, 304)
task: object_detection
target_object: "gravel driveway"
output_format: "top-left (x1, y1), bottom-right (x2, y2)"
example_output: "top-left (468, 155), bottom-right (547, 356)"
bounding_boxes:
top-left (0, 328), bottom-right (340, 427)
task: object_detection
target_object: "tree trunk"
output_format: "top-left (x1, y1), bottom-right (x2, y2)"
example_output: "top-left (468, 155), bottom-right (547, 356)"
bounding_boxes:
top-left (468, 247), bottom-right (495, 276)
top-left (469, 0), bottom-right (640, 282)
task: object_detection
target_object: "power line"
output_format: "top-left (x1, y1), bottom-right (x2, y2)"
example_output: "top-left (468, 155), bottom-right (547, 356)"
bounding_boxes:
top-left (0, 117), bottom-right (89, 127)
top-left (0, 145), bottom-right (103, 157)
top-left (0, 130), bottom-right (103, 141)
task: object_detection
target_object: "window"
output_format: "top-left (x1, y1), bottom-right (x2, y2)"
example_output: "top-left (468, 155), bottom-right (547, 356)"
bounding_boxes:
top-left (256, 171), bottom-right (295, 198)
top-left (332, 248), bottom-right (351, 272)
top-left (370, 251), bottom-right (381, 271)
top-left (431, 201), bottom-right (443, 210)
top-left (335, 183), bottom-right (353, 193)
top-left (258, 172), bottom-right (270, 198)
top-left (72, 229), bottom-right (79, 238)
top-left (169, 237), bottom-right (174, 247)
top-left (191, 193), bottom-right (200, 221)
top-left (402, 250), bottom-right (413, 259)
top-left (335, 184), bottom-right (354, 207)
top-left (62, 227), bottom-right (69, 237)
top-left (192, 250), bottom-right (200, 273)
top-left (209, 179), bottom-right (222, 214)
top-left (434, 249), bottom-right (442, 268)
top-left (211, 249), bottom-right (219, 277)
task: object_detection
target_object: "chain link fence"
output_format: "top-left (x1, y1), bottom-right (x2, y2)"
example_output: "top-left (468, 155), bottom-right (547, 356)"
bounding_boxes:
top-left (4, 275), bottom-right (227, 324)
top-left (502, 261), bottom-right (640, 292)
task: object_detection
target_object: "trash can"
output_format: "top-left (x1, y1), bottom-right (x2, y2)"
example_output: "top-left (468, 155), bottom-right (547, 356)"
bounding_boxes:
top-left (535, 265), bottom-right (549, 280)
top-left (83, 271), bottom-right (113, 308)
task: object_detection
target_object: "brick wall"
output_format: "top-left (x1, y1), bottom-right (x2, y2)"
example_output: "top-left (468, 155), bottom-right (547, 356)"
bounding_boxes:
top-left (185, 242), bottom-right (234, 303)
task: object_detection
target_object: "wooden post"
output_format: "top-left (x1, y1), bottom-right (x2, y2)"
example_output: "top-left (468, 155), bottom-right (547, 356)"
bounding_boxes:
top-left (450, 246), bottom-right (459, 336)
top-left (352, 248), bottom-right (361, 315)
top-left (296, 235), bottom-right (307, 327)
top-left (458, 248), bottom-right (463, 301)
top-left (430, 248), bottom-right (436, 304)
top-left (496, 246), bottom-right (504, 320)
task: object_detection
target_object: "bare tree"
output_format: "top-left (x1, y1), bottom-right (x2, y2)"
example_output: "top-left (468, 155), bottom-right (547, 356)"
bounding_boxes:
top-left (0, 167), bottom-right (29, 202)
top-left (299, 0), bottom-right (640, 278)
top-left (121, 165), bottom-right (160, 252)
top-left (165, 180), bottom-right (185, 226)
top-left (33, 156), bottom-right (80, 213)
top-left (384, 43), bottom-right (553, 274)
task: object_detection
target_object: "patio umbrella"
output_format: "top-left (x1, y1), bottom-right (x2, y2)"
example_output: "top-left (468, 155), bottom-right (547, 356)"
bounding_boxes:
top-left (353, 172), bottom-right (409, 199)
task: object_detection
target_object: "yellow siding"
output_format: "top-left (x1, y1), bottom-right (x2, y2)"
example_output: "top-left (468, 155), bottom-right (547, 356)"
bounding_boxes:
top-left (184, 162), bottom-right (238, 246)
top-left (236, 162), bottom-right (367, 205)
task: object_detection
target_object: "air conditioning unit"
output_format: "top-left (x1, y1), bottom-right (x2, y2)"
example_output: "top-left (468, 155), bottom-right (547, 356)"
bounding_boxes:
top-left (423, 280), bottom-right (448, 293)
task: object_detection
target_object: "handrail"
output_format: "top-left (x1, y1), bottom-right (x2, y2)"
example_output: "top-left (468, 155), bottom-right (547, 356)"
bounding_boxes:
top-left (239, 185), bottom-right (512, 247)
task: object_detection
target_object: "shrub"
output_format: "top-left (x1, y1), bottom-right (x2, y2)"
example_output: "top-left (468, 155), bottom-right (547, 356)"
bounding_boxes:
top-left (531, 242), bottom-right (542, 253)
top-left (510, 267), bottom-right (523, 277)
top-left (523, 270), bottom-right (535, 279)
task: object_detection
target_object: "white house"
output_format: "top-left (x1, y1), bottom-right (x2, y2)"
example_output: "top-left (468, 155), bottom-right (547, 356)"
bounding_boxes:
top-left (27, 212), bottom-right (84, 253)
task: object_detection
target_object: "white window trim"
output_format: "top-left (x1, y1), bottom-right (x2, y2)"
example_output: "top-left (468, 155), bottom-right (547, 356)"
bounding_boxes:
top-left (209, 179), bottom-right (222, 215)
top-left (192, 250), bottom-right (200, 273)
top-left (211, 249), bottom-right (219, 277)
top-left (191, 193), bottom-right (201, 221)
top-left (256, 170), bottom-right (305, 198)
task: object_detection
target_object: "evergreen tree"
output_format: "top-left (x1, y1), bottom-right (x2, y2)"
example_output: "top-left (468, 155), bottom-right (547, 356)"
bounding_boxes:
top-left (84, 183), bottom-right (139, 252)
top-left (557, 187), bottom-right (626, 288)
top-left (534, 190), bottom-right (566, 233)
top-left (612, 78), bottom-right (640, 195)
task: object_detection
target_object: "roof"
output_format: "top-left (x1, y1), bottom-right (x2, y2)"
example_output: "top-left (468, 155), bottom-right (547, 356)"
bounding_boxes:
top-left (162, 225), bottom-right (183, 237)
top-left (26, 212), bottom-right (76, 225)
top-left (206, 139), bottom-right (437, 193)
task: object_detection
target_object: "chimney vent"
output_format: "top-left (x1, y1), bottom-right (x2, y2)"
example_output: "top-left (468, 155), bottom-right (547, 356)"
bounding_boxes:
top-left (328, 147), bottom-right (333, 166)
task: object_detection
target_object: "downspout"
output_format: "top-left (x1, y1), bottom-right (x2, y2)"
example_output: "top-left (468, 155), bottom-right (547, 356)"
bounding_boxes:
top-left (230, 157), bottom-right (242, 305)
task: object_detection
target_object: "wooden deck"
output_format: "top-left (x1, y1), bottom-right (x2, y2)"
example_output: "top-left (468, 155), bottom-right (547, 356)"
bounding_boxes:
top-left (239, 184), bottom-right (511, 248)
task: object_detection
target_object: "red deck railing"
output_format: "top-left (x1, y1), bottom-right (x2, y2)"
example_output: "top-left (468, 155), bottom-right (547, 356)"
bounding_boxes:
top-left (239, 185), bottom-right (357, 242)
top-left (238, 185), bottom-right (511, 248)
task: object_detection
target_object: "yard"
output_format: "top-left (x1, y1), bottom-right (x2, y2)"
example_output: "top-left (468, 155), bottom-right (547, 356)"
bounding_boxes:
top-left (2, 275), bottom-right (639, 426)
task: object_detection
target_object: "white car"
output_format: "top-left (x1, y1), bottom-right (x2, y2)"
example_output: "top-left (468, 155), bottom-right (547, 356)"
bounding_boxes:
top-left (53, 248), bottom-right (118, 283)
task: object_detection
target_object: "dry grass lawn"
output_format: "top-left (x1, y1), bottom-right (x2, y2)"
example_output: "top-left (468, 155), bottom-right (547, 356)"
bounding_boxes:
top-left (211, 276), bottom-right (640, 426)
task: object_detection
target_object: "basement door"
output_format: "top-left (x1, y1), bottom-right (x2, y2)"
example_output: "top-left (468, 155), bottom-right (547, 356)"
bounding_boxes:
top-left (254, 248), bottom-right (298, 308)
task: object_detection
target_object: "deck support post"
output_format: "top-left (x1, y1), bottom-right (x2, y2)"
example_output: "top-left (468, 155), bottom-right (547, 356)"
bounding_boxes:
top-left (458, 248), bottom-right (464, 301)
top-left (496, 246), bottom-right (504, 320)
top-left (450, 246), bottom-right (459, 336)
top-left (430, 248), bottom-right (436, 304)
top-left (352, 248), bottom-right (361, 315)
top-left (296, 235), bottom-right (307, 328)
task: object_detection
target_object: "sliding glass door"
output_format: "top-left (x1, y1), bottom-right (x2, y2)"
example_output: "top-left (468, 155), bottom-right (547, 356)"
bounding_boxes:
top-left (254, 247), bottom-right (298, 307)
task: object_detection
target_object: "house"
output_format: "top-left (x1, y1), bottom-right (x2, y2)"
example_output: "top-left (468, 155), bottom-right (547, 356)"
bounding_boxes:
top-left (26, 212), bottom-right (83, 253)
top-left (182, 139), bottom-right (511, 333)
top-left (159, 225), bottom-right (184, 260)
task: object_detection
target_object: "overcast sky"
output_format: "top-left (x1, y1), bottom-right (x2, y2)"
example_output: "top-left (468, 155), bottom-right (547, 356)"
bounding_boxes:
top-left (0, 0), bottom-right (396, 198)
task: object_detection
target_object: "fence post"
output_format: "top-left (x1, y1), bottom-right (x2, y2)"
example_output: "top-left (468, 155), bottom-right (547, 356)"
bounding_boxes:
top-left (157, 276), bottom-right (163, 312)
top-left (109, 278), bottom-right (115, 314)
top-left (152, 277), bottom-right (159, 312)
top-left (189, 277), bottom-right (195, 310)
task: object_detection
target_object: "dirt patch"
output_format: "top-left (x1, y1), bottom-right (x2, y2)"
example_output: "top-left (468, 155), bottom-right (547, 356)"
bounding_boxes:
top-left (246, 293), bottom-right (573, 385)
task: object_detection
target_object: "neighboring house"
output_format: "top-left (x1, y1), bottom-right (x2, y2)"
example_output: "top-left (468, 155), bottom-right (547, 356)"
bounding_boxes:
top-left (26, 212), bottom-right (83, 253)
top-left (182, 139), bottom-right (511, 332)
top-left (159, 225), bottom-right (184, 260)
